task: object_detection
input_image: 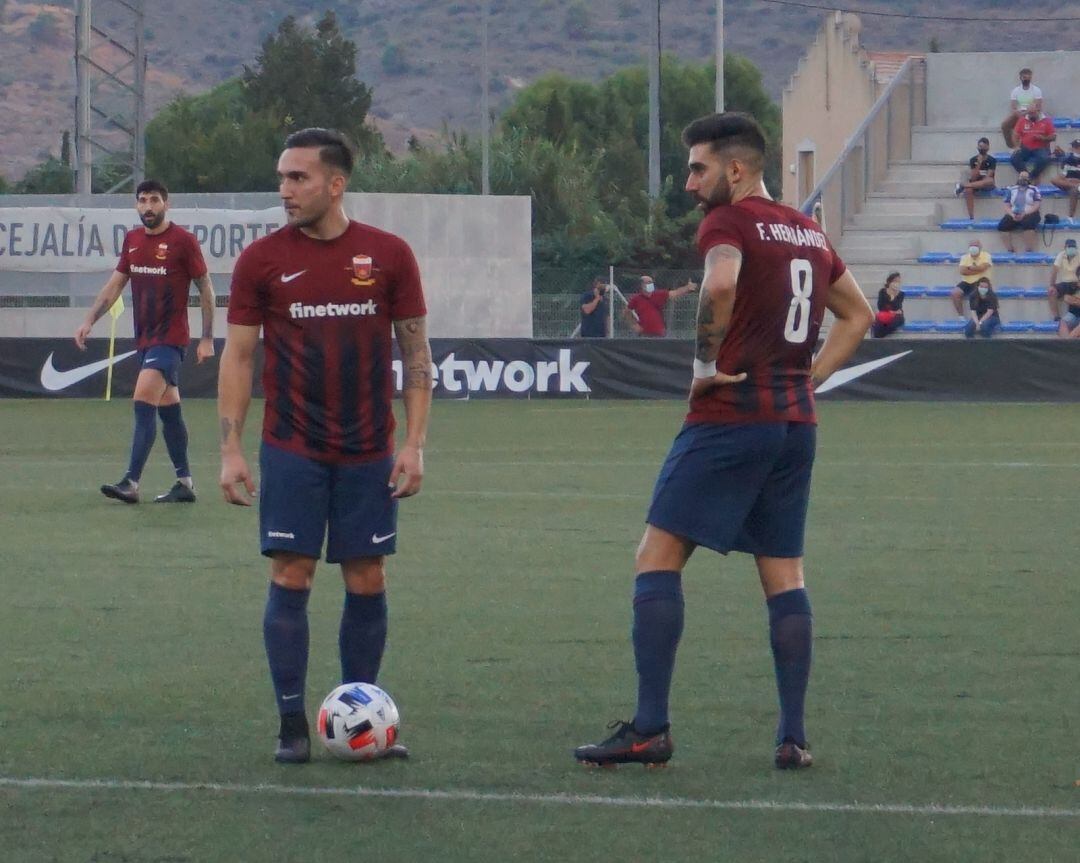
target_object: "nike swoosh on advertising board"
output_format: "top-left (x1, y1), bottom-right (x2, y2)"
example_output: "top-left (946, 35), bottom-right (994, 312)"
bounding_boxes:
top-left (40, 351), bottom-right (139, 392)
top-left (815, 351), bottom-right (912, 395)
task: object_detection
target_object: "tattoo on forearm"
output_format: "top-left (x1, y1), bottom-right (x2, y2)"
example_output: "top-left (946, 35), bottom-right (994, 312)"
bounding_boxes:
top-left (198, 276), bottom-right (215, 339)
top-left (220, 417), bottom-right (242, 445)
top-left (695, 245), bottom-right (740, 363)
top-left (395, 316), bottom-right (433, 391)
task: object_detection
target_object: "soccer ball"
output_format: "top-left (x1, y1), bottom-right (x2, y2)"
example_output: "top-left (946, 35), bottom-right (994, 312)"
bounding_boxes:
top-left (317, 682), bottom-right (400, 761)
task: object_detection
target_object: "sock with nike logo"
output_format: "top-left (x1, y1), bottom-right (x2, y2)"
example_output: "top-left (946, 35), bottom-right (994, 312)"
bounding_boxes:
top-left (767, 588), bottom-right (813, 746)
top-left (158, 403), bottom-right (191, 480)
top-left (125, 400), bottom-right (157, 482)
top-left (632, 570), bottom-right (684, 735)
top-left (264, 582), bottom-right (311, 715)
top-left (339, 591), bottom-right (388, 684)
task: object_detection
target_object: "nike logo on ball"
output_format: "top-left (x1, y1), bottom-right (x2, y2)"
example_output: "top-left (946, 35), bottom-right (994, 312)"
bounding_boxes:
top-left (281, 270), bottom-right (306, 283)
top-left (40, 351), bottom-right (139, 392)
top-left (371, 532), bottom-right (396, 544)
top-left (815, 351), bottom-right (912, 394)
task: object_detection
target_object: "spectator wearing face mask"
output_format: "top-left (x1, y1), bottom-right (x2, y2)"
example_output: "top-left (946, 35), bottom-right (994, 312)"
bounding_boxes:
top-left (872, 272), bottom-right (905, 338)
top-left (1049, 238), bottom-right (1080, 336)
top-left (624, 274), bottom-right (698, 337)
top-left (1050, 139), bottom-right (1080, 224)
top-left (964, 277), bottom-right (1001, 339)
top-left (954, 138), bottom-right (997, 221)
top-left (1010, 106), bottom-right (1056, 181)
top-left (998, 172), bottom-right (1042, 254)
top-left (1001, 68), bottom-right (1043, 148)
top-left (951, 238), bottom-right (993, 317)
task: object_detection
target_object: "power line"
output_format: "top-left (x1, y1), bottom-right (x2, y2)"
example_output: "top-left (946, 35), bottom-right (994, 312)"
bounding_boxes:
top-left (756, 0), bottom-right (1080, 23)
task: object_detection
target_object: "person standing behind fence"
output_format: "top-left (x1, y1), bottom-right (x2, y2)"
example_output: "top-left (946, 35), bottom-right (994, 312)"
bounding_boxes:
top-left (625, 275), bottom-right (698, 337)
top-left (579, 276), bottom-right (610, 338)
top-left (872, 272), bottom-right (905, 338)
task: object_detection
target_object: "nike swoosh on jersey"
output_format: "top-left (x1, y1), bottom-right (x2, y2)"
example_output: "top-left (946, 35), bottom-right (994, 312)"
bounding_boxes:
top-left (281, 270), bottom-right (307, 283)
top-left (40, 351), bottom-right (139, 392)
top-left (815, 351), bottom-right (912, 394)
top-left (371, 532), bottom-right (397, 544)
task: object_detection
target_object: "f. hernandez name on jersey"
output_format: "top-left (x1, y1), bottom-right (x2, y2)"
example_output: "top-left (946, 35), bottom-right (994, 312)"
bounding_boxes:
top-left (755, 222), bottom-right (829, 250)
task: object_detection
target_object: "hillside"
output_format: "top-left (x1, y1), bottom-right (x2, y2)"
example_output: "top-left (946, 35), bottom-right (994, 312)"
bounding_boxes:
top-left (2, 0), bottom-right (1080, 181)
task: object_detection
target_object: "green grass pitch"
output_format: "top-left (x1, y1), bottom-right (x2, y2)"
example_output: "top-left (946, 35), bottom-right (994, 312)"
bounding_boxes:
top-left (1, 399), bottom-right (1078, 861)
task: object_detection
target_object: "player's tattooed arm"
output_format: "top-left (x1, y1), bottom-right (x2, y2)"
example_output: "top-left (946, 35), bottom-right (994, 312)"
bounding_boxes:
top-left (393, 316), bottom-right (433, 391)
top-left (695, 243), bottom-right (742, 363)
top-left (219, 416), bottom-right (243, 447)
top-left (195, 274), bottom-right (216, 339)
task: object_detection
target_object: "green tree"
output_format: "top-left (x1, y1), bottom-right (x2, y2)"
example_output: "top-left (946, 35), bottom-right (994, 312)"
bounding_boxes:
top-left (0, 173), bottom-right (9, 194)
top-left (14, 157), bottom-right (73, 194)
top-left (242, 11), bottom-right (383, 154)
top-left (145, 80), bottom-right (281, 192)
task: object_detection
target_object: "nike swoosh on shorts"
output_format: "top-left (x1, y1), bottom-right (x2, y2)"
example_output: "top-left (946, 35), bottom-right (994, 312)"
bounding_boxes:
top-left (40, 351), bottom-right (139, 392)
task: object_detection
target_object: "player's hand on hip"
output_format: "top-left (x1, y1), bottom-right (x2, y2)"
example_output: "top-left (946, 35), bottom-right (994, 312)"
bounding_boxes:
top-left (389, 444), bottom-right (424, 499)
top-left (74, 322), bottom-right (92, 350)
top-left (689, 370), bottom-right (747, 400)
top-left (220, 452), bottom-right (255, 506)
top-left (196, 337), bottom-right (215, 364)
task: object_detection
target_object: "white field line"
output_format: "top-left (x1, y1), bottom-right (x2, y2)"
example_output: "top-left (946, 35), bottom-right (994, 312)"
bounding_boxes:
top-left (1, 776), bottom-right (1077, 820)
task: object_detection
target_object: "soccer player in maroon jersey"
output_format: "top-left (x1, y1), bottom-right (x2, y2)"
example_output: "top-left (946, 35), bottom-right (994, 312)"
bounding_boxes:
top-left (75, 179), bottom-right (216, 504)
top-left (575, 113), bottom-right (873, 770)
top-left (217, 128), bottom-right (432, 763)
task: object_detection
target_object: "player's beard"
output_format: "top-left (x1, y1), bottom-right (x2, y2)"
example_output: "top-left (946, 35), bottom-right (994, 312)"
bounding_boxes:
top-left (140, 211), bottom-right (164, 229)
top-left (696, 176), bottom-right (733, 212)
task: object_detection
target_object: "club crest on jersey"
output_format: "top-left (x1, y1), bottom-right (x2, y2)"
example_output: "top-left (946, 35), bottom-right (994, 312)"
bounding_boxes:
top-left (154, 243), bottom-right (168, 261)
top-left (351, 254), bottom-right (375, 287)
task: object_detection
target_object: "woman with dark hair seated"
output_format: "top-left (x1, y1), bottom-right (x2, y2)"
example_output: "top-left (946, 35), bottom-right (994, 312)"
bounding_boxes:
top-left (872, 272), bottom-right (905, 338)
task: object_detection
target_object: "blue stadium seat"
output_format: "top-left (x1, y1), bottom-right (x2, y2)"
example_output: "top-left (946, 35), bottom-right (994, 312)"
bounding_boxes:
top-left (1013, 252), bottom-right (1054, 264)
top-left (995, 288), bottom-right (1023, 298)
top-left (918, 252), bottom-right (958, 263)
top-left (902, 320), bottom-right (936, 333)
top-left (1001, 321), bottom-right (1034, 332)
top-left (992, 151), bottom-right (1011, 161)
top-left (1032, 320), bottom-right (1060, 333)
top-left (903, 286), bottom-right (929, 297)
top-left (1052, 117), bottom-right (1076, 128)
top-left (935, 320), bottom-right (967, 333)
top-left (926, 287), bottom-right (954, 298)
top-left (1021, 288), bottom-right (1049, 298)
top-left (993, 253), bottom-right (1018, 263)
top-left (1038, 185), bottom-right (1063, 197)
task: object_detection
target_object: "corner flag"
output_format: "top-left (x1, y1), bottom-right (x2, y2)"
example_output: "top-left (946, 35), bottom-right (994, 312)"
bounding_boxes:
top-left (105, 296), bottom-right (125, 401)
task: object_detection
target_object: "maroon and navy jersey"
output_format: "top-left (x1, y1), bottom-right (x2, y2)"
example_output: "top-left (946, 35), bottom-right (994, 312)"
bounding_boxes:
top-left (627, 289), bottom-right (670, 336)
top-left (116, 224), bottom-right (207, 350)
top-left (688, 196), bottom-right (846, 426)
top-left (228, 221), bottom-right (426, 464)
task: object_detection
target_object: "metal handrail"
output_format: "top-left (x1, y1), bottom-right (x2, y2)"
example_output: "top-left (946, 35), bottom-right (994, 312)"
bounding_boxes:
top-left (799, 56), bottom-right (926, 217)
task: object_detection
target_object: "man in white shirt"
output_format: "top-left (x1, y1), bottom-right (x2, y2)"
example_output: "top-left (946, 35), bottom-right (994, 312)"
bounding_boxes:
top-left (1001, 68), bottom-right (1043, 148)
top-left (997, 171), bottom-right (1042, 253)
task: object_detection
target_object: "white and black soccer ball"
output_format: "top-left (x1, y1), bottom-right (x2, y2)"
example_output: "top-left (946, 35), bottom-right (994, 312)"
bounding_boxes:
top-left (317, 682), bottom-right (400, 761)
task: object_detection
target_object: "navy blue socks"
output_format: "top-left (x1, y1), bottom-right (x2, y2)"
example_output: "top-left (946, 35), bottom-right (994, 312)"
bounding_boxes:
top-left (157, 403), bottom-right (191, 480)
top-left (125, 400), bottom-right (157, 483)
top-left (632, 570), bottom-right (684, 735)
top-left (767, 588), bottom-right (813, 746)
top-left (339, 592), bottom-right (388, 684)
top-left (263, 583), bottom-right (311, 716)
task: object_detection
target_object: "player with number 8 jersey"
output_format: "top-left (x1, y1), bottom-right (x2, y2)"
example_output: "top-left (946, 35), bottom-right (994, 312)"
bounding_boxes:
top-left (573, 112), bottom-right (873, 772)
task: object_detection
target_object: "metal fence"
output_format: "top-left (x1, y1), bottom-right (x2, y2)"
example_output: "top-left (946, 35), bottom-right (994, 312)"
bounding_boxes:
top-left (799, 57), bottom-right (927, 234)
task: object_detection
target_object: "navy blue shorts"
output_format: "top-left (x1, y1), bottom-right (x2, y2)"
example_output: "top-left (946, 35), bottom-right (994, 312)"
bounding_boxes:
top-left (646, 421), bottom-right (816, 558)
top-left (138, 345), bottom-right (184, 387)
top-left (259, 441), bottom-right (398, 563)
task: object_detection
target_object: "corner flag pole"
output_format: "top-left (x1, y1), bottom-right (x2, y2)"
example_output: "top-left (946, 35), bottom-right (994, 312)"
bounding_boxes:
top-left (104, 295), bottom-right (125, 401)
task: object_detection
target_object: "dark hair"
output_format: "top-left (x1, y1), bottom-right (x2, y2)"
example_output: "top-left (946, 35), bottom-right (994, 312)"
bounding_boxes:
top-left (283, 127), bottom-right (355, 177)
top-left (1019, 67), bottom-right (1032, 75)
top-left (977, 276), bottom-right (992, 288)
top-left (681, 112), bottom-right (766, 169)
top-left (884, 271), bottom-right (901, 288)
top-left (135, 179), bottom-right (168, 200)
top-left (977, 137), bottom-right (989, 145)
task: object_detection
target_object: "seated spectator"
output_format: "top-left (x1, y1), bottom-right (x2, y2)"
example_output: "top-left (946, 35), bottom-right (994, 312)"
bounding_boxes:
top-left (872, 271), bottom-right (905, 338)
top-left (1010, 106), bottom-right (1056, 181)
top-left (964, 277), bottom-right (1001, 339)
top-left (954, 137), bottom-right (996, 220)
top-left (951, 238), bottom-right (993, 317)
top-left (1050, 138), bottom-right (1080, 223)
top-left (624, 274), bottom-right (697, 337)
top-left (1001, 67), bottom-right (1043, 148)
top-left (1049, 238), bottom-right (1080, 335)
top-left (998, 172), bottom-right (1041, 254)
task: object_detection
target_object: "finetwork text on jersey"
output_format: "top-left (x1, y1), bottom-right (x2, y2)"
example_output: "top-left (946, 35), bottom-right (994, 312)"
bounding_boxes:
top-left (289, 300), bottom-right (377, 319)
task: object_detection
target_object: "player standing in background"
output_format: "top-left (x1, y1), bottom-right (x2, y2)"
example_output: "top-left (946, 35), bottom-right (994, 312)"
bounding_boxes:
top-left (217, 128), bottom-right (432, 764)
top-left (75, 179), bottom-right (216, 504)
top-left (574, 113), bottom-right (873, 770)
